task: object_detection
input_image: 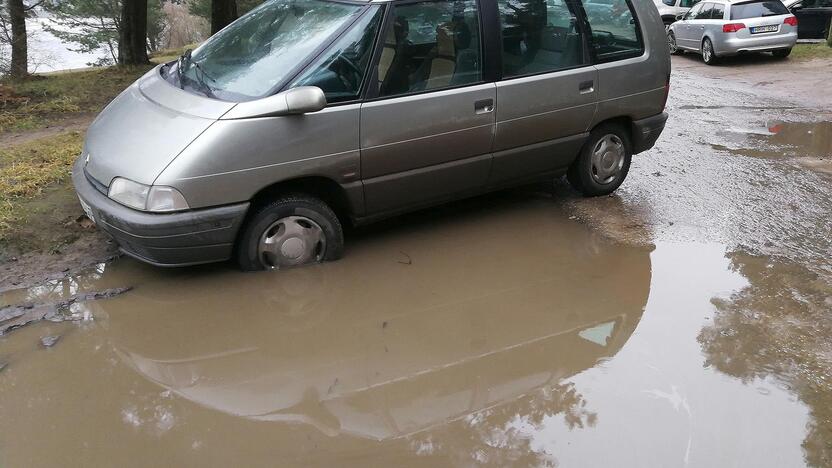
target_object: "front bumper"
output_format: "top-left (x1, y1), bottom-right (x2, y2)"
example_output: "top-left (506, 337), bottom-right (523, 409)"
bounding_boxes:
top-left (72, 155), bottom-right (250, 267)
top-left (631, 112), bottom-right (669, 154)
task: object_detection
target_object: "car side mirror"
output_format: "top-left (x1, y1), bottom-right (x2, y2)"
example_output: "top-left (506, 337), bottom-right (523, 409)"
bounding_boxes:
top-left (676, 13), bottom-right (685, 20)
top-left (221, 86), bottom-right (327, 120)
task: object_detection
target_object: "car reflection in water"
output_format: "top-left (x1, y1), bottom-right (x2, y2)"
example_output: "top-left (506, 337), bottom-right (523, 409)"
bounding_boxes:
top-left (90, 195), bottom-right (652, 443)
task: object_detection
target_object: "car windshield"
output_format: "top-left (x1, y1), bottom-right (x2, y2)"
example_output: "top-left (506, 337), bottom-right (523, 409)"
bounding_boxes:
top-left (166, 0), bottom-right (364, 101)
top-left (730, 0), bottom-right (789, 18)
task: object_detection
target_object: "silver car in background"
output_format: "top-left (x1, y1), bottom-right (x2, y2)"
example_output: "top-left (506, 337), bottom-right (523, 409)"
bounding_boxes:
top-left (667, 0), bottom-right (798, 64)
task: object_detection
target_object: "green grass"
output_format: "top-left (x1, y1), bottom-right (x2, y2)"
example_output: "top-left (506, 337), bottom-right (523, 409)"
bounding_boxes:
top-left (0, 132), bottom-right (84, 239)
top-left (0, 65), bottom-right (153, 133)
top-left (791, 42), bottom-right (832, 61)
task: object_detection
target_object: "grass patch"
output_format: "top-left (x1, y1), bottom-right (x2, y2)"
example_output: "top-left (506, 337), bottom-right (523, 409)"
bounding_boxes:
top-left (0, 132), bottom-right (83, 239)
top-left (0, 44), bottom-right (200, 133)
top-left (0, 65), bottom-right (153, 133)
top-left (791, 43), bottom-right (832, 61)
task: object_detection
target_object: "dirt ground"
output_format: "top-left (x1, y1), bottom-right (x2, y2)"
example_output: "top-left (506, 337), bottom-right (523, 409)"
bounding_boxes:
top-left (1, 54), bottom-right (832, 467)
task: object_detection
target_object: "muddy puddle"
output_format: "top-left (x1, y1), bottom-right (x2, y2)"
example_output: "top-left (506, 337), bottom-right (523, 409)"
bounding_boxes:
top-left (712, 121), bottom-right (832, 175)
top-left (0, 191), bottom-right (829, 467)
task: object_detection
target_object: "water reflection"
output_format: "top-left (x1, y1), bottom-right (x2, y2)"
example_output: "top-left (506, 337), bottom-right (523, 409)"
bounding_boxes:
top-left (700, 252), bottom-right (832, 468)
top-left (92, 194), bottom-right (651, 445)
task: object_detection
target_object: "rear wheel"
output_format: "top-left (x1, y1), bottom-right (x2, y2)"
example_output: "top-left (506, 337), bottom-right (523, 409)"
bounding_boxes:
top-left (772, 48), bottom-right (792, 58)
top-left (236, 194), bottom-right (344, 271)
top-left (702, 38), bottom-right (718, 65)
top-left (567, 124), bottom-right (632, 197)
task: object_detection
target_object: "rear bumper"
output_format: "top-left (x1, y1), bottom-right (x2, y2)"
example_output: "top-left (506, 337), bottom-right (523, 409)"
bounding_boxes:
top-left (717, 32), bottom-right (797, 55)
top-left (72, 155), bottom-right (249, 267)
top-left (631, 112), bottom-right (669, 154)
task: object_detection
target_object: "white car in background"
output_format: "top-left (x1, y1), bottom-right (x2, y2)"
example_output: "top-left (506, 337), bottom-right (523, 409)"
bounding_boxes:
top-left (655, 0), bottom-right (702, 25)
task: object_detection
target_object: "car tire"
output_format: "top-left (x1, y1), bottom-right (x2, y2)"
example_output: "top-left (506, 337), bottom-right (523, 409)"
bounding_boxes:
top-left (772, 48), bottom-right (791, 58)
top-left (668, 31), bottom-right (680, 55)
top-left (567, 124), bottom-right (633, 197)
top-left (236, 194), bottom-right (344, 271)
top-left (702, 38), bottom-right (718, 65)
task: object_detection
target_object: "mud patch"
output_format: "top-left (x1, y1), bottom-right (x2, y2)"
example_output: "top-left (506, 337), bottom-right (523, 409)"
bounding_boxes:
top-left (1, 287), bottom-right (131, 335)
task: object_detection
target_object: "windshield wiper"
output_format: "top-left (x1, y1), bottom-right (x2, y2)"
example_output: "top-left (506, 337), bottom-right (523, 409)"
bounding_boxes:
top-left (177, 49), bottom-right (218, 99)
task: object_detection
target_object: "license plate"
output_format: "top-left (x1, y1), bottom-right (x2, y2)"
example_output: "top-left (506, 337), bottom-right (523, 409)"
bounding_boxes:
top-left (751, 25), bottom-right (778, 33)
top-left (78, 196), bottom-right (96, 225)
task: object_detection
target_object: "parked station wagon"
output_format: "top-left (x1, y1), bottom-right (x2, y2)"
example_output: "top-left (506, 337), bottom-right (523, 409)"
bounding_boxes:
top-left (73, 0), bottom-right (670, 270)
top-left (667, 0), bottom-right (798, 63)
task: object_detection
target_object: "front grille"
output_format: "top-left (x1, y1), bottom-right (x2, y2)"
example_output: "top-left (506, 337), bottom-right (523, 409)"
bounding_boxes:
top-left (84, 168), bottom-right (108, 195)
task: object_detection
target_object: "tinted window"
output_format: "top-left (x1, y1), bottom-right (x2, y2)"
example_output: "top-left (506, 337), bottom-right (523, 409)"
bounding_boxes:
top-left (289, 7), bottom-right (383, 102)
top-left (582, 0), bottom-right (644, 62)
top-left (662, 0), bottom-right (675, 5)
top-left (685, 2), bottom-right (704, 18)
top-left (377, 0), bottom-right (481, 97)
top-left (680, 0), bottom-right (700, 8)
top-left (802, 0), bottom-right (832, 6)
top-left (712, 3), bottom-right (725, 18)
top-left (699, 3), bottom-right (715, 18)
top-left (498, 0), bottom-right (587, 77)
top-left (730, 0), bottom-right (789, 18)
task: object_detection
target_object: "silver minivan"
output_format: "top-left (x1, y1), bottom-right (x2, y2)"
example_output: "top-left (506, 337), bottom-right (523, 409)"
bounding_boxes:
top-left (73, 0), bottom-right (670, 270)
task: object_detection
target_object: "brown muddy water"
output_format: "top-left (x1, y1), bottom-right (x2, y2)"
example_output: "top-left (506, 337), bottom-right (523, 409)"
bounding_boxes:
top-left (713, 121), bottom-right (832, 174)
top-left (0, 192), bottom-right (826, 467)
top-left (0, 195), bottom-right (829, 467)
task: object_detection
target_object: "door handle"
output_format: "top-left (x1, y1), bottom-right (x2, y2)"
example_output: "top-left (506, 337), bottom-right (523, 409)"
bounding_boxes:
top-left (475, 99), bottom-right (494, 114)
top-left (579, 80), bottom-right (595, 95)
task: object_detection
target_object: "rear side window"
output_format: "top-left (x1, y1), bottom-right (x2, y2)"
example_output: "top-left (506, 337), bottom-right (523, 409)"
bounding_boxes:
top-left (699, 2), bottom-right (715, 18)
top-left (730, 0), bottom-right (789, 19)
top-left (498, 0), bottom-right (588, 78)
top-left (581, 0), bottom-right (644, 62)
top-left (711, 3), bottom-right (725, 18)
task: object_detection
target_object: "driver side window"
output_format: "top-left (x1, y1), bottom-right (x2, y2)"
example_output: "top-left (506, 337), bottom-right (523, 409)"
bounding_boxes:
top-left (288, 7), bottom-right (383, 103)
top-left (376, 0), bottom-right (483, 98)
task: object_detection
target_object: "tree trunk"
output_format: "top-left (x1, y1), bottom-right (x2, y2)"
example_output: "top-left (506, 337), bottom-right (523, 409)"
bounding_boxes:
top-left (8, 0), bottom-right (28, 78)
top-left (211, 0), bottom-right (237, 35)
top-left (119, 0), bottom-right (149, 65)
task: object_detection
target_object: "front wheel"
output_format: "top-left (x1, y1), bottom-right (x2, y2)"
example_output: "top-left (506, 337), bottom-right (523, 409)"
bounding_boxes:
top-left (667, 31), bottom-right (680, 55)
top-left (567, 124), bottom-right (632, 197)
top-left (702, 38), bottom-right (718, 65)
top-left (236, 194), bottom-right (344, 271)
top-left (772, 48), bottom-right (791, 58)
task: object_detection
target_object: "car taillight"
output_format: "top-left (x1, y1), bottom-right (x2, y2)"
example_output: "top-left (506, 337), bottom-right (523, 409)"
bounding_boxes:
top-left (723, 23), bottom-right (746, 33)
top-left (784, 16), bottom-right (798, 26)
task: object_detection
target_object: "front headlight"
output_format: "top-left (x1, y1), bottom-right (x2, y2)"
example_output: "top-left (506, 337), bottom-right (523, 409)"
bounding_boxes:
top-left (108, 177), bottom-right (189, 212)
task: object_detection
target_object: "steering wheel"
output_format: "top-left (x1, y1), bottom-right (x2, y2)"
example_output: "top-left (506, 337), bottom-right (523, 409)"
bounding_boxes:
top-left (331, 55), bottom-right (362, 91)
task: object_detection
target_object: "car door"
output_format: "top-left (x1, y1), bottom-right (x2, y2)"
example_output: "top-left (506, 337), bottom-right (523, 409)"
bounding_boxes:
top-left (690, 2), bottom-right (714, 46)
top-left (676, 2), bottom-right (705, 47)
top-left (489, 0), bottom-right (598, 184)
top-left (792, 0), bottom-right (832, 39)
top-left (360, 0), bottom-right (495, 215)
top-left (705, 2), bottom-right (726, 39)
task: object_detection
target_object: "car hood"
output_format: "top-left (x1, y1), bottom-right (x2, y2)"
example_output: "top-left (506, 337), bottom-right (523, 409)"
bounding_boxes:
top-left (83, 66), bottom-right (237, 187)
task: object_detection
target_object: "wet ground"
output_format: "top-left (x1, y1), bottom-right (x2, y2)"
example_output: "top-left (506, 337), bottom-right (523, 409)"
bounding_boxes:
top-left (2, 55), bottom-right (832, 467)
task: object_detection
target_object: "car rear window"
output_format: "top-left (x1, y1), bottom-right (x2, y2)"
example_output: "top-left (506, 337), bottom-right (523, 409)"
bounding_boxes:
top-left (730, 0), bottom-right (789, 19)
